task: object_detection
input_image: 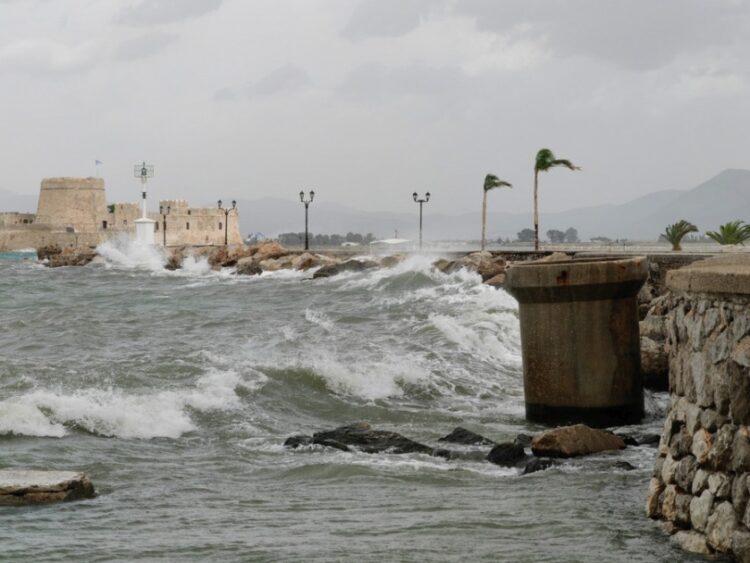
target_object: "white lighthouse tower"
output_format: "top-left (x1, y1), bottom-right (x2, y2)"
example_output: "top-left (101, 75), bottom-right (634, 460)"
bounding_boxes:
top-left (134, 161), bottom-right (156, 245)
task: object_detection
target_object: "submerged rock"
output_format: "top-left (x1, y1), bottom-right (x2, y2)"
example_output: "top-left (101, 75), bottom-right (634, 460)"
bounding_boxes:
top-left (236, 257), bottom-right (262, 276)
top-left (531, 424), bottom-right (626, 458)
top-left (283, 435), bottom-right (313, 449)
top-left (310, 422), bottom-right (433, 455)
top-left (438, 427), bottom-right (495, 446)
top-left (0, 470), bottom-right (95, 505)
top-left (522, 458), bottom-right (558, 475)
top-left (47, 249), bottom-right (97, 268)
top-left (313, 259), bottom-right (378, 279)
top-left (486, 442), bottom-right (526, 466)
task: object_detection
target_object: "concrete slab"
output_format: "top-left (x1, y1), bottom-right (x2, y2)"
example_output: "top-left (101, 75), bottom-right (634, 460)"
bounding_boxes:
top-left (667, 254), bottom-right (750, 295)
top-left (0, 470), bottom-right (95, 506)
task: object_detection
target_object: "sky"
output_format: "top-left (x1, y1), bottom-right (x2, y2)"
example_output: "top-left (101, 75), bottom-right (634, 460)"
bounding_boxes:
top-left (0, 0), bottom-right (748, 216)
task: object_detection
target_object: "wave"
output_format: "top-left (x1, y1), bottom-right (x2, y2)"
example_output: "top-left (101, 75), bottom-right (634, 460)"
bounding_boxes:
top-left (0, 369), bottom-right (253, 439)
top-left (95, 236), bottom-right (166, 271)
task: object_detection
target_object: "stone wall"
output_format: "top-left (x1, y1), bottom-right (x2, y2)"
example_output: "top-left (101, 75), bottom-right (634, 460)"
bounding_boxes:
top-left (647, 255), bottom-right (750, 560)
top-left (0, 212), bottom-right (35, 227)
top-left (35, 177), bottom-right (108, 232)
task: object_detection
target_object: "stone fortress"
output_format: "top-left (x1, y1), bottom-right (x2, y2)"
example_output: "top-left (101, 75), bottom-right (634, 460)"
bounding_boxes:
top-left (0, 177), bottom-right (241, 251)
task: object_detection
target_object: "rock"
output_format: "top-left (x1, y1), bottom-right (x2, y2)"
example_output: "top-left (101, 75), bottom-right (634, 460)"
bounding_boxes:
top-left (709, 424), bottom-right (736, 468)
top-left (522, 458), bottom-right (557, 475)
top-left (732, 426), bottom-right (750, 472)
top-left (675, 493), bottom-right (692, 528)
top-left (313, 259), bottom-right (378, 279)
top-left (661, 484), bottom-right (679, 522)
top-left (486, 442), bottom-right (526, 466)
top-left (0, 470), bottom-right (95, 505)
top-left (36, 244), bottom-right (62, 261)
top-left (733, 529), bottom-right (750, 563)
top-left (661, 454), bottom-right (679, 485)
top-left (514, 433), bottom-right (533, 448)
top-left (647, 478), bottom-right (665, 518)
top-left (532, 252), bottom-right (570, 263)
top-left (708, 472), bottom-right (732, 499)
top-left (733, 473), bottom-right (750, 520)
top-left (692, 429), bottom-right (713, 466)
top-left (530, 424), bottom-right (626, 458)
top-left (437, 427), bottom-right (494, 446)
top-left (310, 422), bottom-right (432, 455)
top-left (208, 246), bottom-right (236, 268)
top-left (674, 455), bottom-right (697, 492)
top-left (165, 249), bottom-right (183, 270)
top-left (670, 531), bottom-right (711, 556)
top-left (283, 435), bottom-right (313, 449)
top-left (692, 468), bottom-right (710, 495)
top-left (669, 425), bottom-right (693, 459)
top-left (729, 358), bottom-right (750, 425)
top-left (641, 336), bottom-right (669, 391)
top-left (690, 489), bottom-right (715, 532)
top-left (612, 461), bottom-right (636, 471)
top-left (484, 273), bottom-right (506, 287)
top-left (47, 249), bottom-right (96, 267)
top-left (291, 253), bottom-right (321, 271)
top-left (618, 432), bottom-right (660, 447)
top-left (236, 257), bottom-right (262, 276)
top-left (432, 259), bottom-right (456, 274)
top-left (640, 314), bottom-right (666, 341)
top-left (380, 255), bottom-right (404, 268)
top-left (250, 241), bottom-right (289, 262)
top-left (476, 259), bottom-right (506, 282)
top-left (706, 501), bottom-right (737, 553)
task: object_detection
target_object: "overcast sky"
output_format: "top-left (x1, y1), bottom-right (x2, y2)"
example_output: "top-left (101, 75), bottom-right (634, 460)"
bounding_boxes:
top-left (1, 0), bottom-right (748, 216)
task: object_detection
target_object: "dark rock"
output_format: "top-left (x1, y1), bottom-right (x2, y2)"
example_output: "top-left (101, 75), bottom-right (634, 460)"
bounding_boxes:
top-left (236, 257), bottom-right (262, 276)
top-left (47, 250), bottom-right (96, 268)
top-left (613, 461), bottom-right (636, 471)
top-left (522, 458), bottom-right (557, 475)
top-left (36, 244), bottom-right (63, 261)
top-left (284, 435), bottom-right (313, 449)
top-left (313, 259), bottom-right (379, 279)
top-left (312, 438), bottom-right (351, 452)
top-left (486, 442), bottom-right (526, 466)
top-left (437, 427), bottom-right (495, 446)
top-left (617, 434), bottom-right (639, 447)
top-left (675, 456), bottom-right (698, 492)
top-left (0, 470), bottom-right (95, 505)
top-left (513, 433), bottom-right (533, 448)
top-left (311, 422), bottom-right (432, 455)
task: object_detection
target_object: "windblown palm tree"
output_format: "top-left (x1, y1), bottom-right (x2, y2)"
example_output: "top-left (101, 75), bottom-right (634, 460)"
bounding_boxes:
top-left (482, 174), bottom-right (512, 251)
top-left (533, 149), bottom-right (580, 251)
top-left (706, 221), bottom-right (750, 246)
top-left (663, 220), bottom-right (698, 251)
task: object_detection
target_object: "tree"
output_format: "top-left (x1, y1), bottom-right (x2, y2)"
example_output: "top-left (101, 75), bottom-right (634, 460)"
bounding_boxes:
top-left (516, 228), bottom-right (535, 242)
top-left (564, 227), bottom-right (579, 243)
top-left (481, 174), bottom-right (512, 250)
top-left (533, 149), bottom-right (580, 251)
top-left (546, 229), bottom-right (566, 243)
top-left (706, 221), bottom-right (750, 246)
top-left (663, 220), bottom-right (698, 251)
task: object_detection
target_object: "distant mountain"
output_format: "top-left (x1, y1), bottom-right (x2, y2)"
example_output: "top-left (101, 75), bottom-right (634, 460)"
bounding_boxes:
top-left (2, 169), bottom-right (748, 241)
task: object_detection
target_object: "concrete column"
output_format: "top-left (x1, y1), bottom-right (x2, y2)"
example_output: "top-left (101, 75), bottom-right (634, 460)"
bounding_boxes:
top-left (505, 256), bottom-right (648, 426)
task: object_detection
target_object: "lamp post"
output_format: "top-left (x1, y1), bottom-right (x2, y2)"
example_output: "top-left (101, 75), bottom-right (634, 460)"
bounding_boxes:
top-left (299, 190), bottom-right (314, 250)
top-left (158, 204), bottom-right (170, 247)
top-left (217, 199), bottom-right (237, 246)
top-left (412, 191), bottom-right (430, 250)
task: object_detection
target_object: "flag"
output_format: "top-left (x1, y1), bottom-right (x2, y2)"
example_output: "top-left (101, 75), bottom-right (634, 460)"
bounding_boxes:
top-left (95, 160), bottom-right (103, 165)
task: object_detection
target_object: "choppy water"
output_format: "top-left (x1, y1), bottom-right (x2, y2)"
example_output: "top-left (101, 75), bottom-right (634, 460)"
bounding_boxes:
top-left (0, 242), bottom-right (699, 562)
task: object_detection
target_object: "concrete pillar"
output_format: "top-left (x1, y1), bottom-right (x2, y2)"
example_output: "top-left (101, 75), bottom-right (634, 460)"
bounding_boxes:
top-left (505, 256), bottom-right (648, 426)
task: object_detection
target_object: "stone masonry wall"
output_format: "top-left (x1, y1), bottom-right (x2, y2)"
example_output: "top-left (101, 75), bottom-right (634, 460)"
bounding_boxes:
top-left (647, 286), bottom-right (750, 559)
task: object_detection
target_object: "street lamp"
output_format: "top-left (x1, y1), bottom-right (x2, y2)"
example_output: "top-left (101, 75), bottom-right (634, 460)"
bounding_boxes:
top-left (299, 190), bottom-right (314, 250)
top-left (412, 191), bottom-right (431, 250)
top-left (217, 199), bottom-right (237, 246)
top-left (158, 204), bottom-right (170, 247)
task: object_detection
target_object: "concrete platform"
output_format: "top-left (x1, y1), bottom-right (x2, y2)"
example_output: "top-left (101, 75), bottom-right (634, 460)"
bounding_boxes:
top-left (667, 254), bottom-right (750, 295)
top-left (0, 470), bottom-right (95, 506)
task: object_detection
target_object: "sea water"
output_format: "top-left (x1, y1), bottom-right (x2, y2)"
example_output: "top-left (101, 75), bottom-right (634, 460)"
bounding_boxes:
top-left (0, 246), bottom-right (702, 562)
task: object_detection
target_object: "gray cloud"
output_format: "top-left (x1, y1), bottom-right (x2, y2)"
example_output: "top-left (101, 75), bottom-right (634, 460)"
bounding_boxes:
top-left (215, 64), bottom-right (311, 100)
top-left (342, 0), bottom-right (437, 39)
top-left (116, 0), bottom-right (223, 26)
top-left (112, 31), bottom-right (177, 61)
top-left (456, 0), bottom-right (749, 71)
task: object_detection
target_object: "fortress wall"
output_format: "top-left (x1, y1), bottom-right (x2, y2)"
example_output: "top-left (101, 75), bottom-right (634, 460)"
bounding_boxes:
top-left (157, 206), bottom-right (241, 246)
top-left (107, 203), bottom-right (140, 229)
top-left (647, 255), bottom-right (750, 560)
top-left (0, 228), bottom-right (104, 251)
top-left (36, 177), bottom-right (107, 232)
top-left (0, 213), bottom-right (35, 227)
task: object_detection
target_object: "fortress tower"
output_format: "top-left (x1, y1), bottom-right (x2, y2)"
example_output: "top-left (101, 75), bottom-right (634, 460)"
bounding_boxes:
top-left (35, 177), bottom-right (107, 233)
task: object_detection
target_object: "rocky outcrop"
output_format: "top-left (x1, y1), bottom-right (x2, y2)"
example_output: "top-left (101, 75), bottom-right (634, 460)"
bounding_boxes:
top-left (313, 259), bottom-right (379, 279)
top-left (236, 257), bottom-right (262, 276)
top-left (36, 244), bottom-right (62, 261)
top-left (47, 248), bottom-right (97, 268)
top-left (0, 470), bottom-right (95, 505)
top-left (285, 422), bottom-right (434, 455)
top-left (530, 424), bottom-right (626, 458)
top-left (486, 442), bottom-right (526, 466)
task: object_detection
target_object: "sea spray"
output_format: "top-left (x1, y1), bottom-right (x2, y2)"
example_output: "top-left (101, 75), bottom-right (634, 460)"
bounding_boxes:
top-left (96, 235), bottom-right (166, 271)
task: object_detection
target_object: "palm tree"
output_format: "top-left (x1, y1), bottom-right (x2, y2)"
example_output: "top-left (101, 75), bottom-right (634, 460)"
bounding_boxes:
top-left (533, 149), bottom-right (580, 251)
top-left (663, 220), bottom-right (698, 251)
top-left (706, 221), bottom-right (750, 246)
top-left (482, 174), bottom-right (512, 251)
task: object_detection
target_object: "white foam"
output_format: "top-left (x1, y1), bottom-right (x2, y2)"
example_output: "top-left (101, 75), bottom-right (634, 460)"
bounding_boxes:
top-left (95, 236), bottom-right (166, 271)
top-left (0, 369), bottom-right (251, 439)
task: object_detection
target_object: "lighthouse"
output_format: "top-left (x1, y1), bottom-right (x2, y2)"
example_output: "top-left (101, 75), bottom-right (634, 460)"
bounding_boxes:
top-left (134, 161), bottom-right (156, 245)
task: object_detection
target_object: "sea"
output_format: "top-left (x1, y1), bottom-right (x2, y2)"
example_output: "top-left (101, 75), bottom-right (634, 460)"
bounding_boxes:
top-left (0, 241), bottom-right (705, 562)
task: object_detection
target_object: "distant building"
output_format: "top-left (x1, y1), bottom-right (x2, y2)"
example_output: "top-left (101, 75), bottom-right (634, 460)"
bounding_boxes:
top-left (0, 177), bottom-right (241, 251)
